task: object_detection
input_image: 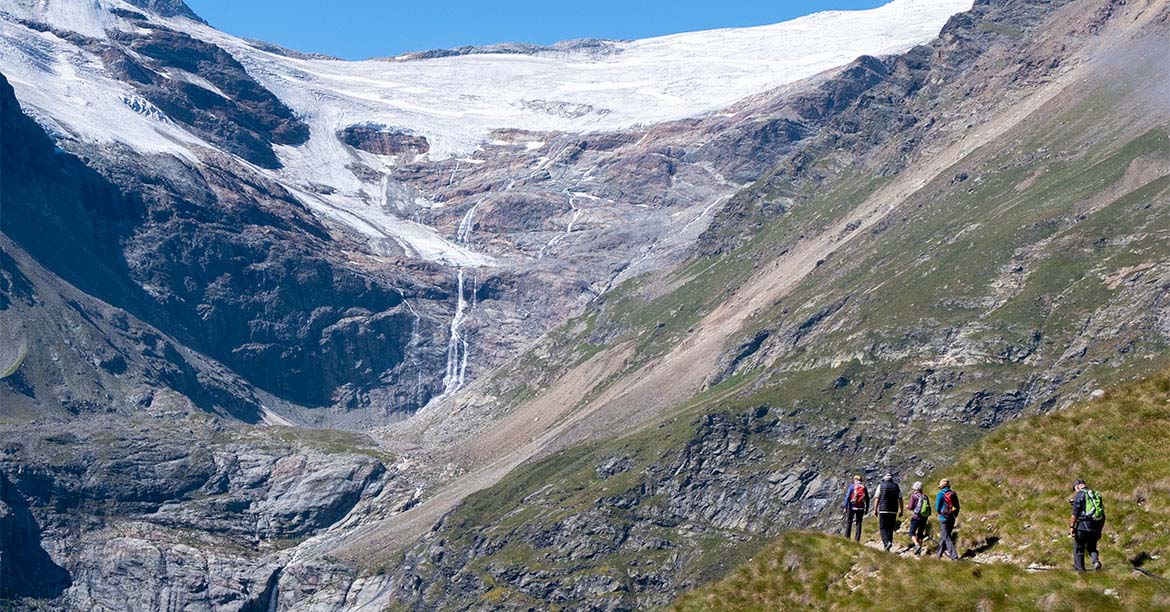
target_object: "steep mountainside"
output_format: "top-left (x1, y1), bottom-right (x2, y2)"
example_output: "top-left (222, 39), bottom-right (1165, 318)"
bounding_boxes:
top-left (0, 0), bottom-right (971, 423)
top-left (0, 0), bottom-right (1167, 610)
top-left (318, 1), bottom-right (1166, 610)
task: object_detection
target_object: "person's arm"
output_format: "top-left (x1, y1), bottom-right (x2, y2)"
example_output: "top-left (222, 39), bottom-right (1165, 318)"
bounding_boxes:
top-left (898, 495), bottom-right (905, 518)
top-left (936, 490), bottom-right (945, 515)
top-left (843, 484), bottom-right (852, 510)
top-left (1070, 490), bottom-right (1084, 532)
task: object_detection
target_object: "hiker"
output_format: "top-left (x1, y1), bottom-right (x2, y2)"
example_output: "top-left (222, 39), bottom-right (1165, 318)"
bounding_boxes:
top-left (1070, 479), bottom-right (1106, 571)
top-left (906, 480), bottom-right (930, 555)
top-left (936, 478), bottom-right (960, 560)
top-left (874, 472), bottom-right (903, 551)
top-left (842, 475), bottom-right (869, 542)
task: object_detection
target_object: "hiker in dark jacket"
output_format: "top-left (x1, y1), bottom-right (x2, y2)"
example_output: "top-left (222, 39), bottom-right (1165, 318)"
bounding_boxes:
top-left (1070, 478), bottom-right (1106, 571)
top-left (935, 478), bottom-right (960, 560)
top-left (842, 475), bottom-right (869, 542)
top-left (873, 472), bottom-right (903, 551)
top-left (906, 480), bottom-right (930, 555)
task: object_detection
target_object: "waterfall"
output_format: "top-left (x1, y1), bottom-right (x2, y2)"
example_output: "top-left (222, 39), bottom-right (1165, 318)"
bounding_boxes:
top-left (457, 197), bottom-right (484, 244)
top-left (538, 189), bottom-right (583, 259)
top-left (441, 269), bottom-right (469, 394)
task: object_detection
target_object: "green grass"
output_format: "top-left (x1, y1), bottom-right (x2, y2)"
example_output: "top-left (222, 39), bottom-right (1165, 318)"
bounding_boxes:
top-left (0, 340), bottom-right (26, 378)
top-left (670, 531), bottom-right (1170, 612)
top-left (938, 369), bottom-right (1170, 574)
top-left (671, 369), bottom-right (1170, 611)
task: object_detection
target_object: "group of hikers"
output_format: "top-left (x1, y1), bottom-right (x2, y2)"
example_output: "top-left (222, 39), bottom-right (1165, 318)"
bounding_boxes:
top-left (842, 474), bottom-right (1107, 570)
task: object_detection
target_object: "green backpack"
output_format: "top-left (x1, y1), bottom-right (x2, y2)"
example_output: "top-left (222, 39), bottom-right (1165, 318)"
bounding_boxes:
top-left (916, 493), bottom-right (931, 517)
top-left (1084, 489), bottom-right (1105, 521)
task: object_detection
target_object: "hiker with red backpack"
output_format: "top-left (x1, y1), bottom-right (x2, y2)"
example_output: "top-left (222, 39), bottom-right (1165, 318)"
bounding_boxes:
top-left (935, 478), bottom-right (960, 560)
top-left (906, 480), bottom-right (931, 555)
top-left (842, 474), bottom-right (869, 542)
top-left (1070, 478), bottom-right (1106, 571)
top-left (873, 472), bottom-right (904, 551)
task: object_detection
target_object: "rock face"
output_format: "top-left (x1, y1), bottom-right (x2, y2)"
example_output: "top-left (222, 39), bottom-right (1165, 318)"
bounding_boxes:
top-left (110, 24), bottom-right (311, 168)
top-left (338, 125), bottom-right (430, 156)
top-left (0, 472), bottom-right (72, 601)
top-left (0, 418), bottom-right (396, 611)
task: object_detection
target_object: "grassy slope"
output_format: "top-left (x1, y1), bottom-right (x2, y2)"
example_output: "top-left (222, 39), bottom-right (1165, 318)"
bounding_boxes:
top-left (671, 369), bottom-right (1170, 612)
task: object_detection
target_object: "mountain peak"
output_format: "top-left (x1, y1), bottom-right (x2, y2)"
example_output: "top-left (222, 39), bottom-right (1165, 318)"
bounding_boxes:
top-left (123, 0), bottom-right (204, 22)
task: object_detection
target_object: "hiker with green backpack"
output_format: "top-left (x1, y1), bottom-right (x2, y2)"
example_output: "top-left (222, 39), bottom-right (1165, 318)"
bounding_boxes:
top-left (906, 480), bottom-right (931, 555)
top-left (1070, 478), bottom-right (1106, 571)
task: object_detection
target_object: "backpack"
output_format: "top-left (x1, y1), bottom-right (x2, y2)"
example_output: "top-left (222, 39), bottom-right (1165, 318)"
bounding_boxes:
top-left (916, 493), bottom-right (932, 517)
top-left (1084, 489), bottom-right (1105, 521)
top-left (940, 489), bottom-right (959, 517)
top-left (850, 484), bottom-right (867, 508)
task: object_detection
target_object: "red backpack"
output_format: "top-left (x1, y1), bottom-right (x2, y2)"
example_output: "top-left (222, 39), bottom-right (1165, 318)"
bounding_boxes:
top-left (850, 484), bottom-right (867, 508)
top-left (940, 489), bottom-right (960, 517)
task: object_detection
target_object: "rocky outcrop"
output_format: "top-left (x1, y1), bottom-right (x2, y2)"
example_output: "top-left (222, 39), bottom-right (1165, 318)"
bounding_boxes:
top-left (0, 419), bottom-right (394, 611)
top-left (377, 406), bottom-right (838, 611)
top-left (125, 0), bottom-right (205, 22)
top-left (0, 472), bottom-right (72, 602)
top-left (338, 125), bottom-right (430, 156)
top-left (109, 25), bottom-right (310, 168)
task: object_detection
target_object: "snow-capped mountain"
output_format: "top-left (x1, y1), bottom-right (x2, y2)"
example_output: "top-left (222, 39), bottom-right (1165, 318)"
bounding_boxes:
top-left (1, 0), bottom-right (969, 268)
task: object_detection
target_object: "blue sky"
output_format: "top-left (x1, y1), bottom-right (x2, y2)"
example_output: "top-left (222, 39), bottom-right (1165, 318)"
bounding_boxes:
top-left (184, 0), bottom-right (891, 60)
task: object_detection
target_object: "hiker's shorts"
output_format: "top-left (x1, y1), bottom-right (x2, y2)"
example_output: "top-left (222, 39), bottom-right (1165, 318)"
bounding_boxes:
top-left (908, 516), bottom-right (928, 540)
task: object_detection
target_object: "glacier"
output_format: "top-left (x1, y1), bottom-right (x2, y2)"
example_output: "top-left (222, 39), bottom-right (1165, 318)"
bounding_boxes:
top-left (0, 0), bottom-right (973, 268)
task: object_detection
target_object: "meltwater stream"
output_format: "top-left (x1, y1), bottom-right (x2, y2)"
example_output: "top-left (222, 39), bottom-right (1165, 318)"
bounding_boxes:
top-left (441, 268), bottom-right (470, 394)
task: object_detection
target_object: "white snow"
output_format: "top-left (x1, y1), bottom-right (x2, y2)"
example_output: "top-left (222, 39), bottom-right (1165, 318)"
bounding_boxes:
top-left (0, 10), bottom-right (205, 158)
top-left (178, 0), bottom-right (971, 160)
top-left (0, 0), bottom-right (973, 268)
top-left (6, 0), bottom-right (113, 39)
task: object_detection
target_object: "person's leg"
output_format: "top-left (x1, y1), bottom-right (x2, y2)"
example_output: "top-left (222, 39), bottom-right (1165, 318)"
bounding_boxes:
top-left (1088, 531), bottom-right (1102, 570)
top-left (937, 521), bottom-right (949, 558)
top-left (843, 510), bottom-right (853, 539)
top-left (1073, 530), bottom-right (1087, 571)
top-left (853, 512), bottom-right (864, 542)
top-left (942, 521), bottom-right (958, 560)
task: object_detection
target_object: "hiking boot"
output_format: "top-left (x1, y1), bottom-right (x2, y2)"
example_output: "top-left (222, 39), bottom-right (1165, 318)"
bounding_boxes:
top-left (914, 546), bottom-right (923, 556)
top-left (1093, 560), bottom-right (1102, 571)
